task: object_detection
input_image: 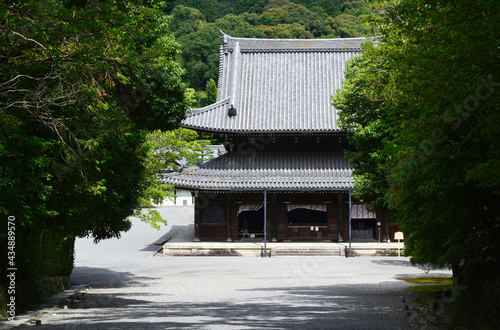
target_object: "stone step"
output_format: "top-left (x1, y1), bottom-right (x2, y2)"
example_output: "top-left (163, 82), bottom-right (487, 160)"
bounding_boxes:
top-left (273, 247), bottom-right (344, 256)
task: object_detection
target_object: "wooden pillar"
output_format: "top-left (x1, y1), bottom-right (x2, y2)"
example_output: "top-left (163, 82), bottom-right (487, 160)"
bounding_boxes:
top-left (337, 193), bottom-right (344, 242)
top-left (327, 201), bottom-right (338, 241)
top-left (226, 194), bottom-right (233, 241)
top-left (377, 213), bottom-right (389, 242)
top-left (271, 193), bottom-right (278, 241)
top-left (194, 193), bottom-right (201, 241)
top-left (231, 196), bottom-right (240, 240)
top-left (277, 194), bottom-right (287, 241)
top-left (348, 190), bottom-right (352, 255)
top-left (264, 190), bottom-right (267, 254)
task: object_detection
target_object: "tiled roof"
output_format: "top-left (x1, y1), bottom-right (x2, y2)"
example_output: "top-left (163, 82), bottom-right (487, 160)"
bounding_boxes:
top-left (161, 151), bottom-right (354, 191)
top-left (183, 33), bottom-right (366, 133)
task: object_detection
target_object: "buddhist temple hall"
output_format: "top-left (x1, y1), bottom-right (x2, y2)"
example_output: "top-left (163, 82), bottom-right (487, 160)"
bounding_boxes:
top-left (162, 33), bottom-right (399, 242)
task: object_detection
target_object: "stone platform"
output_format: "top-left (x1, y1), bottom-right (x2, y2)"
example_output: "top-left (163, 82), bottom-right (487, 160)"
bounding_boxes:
top-left (162, 225), bottom-right (405, 257)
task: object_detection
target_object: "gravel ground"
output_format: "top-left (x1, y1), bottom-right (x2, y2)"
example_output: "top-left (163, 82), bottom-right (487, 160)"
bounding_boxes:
top-left (14, 207), bottom-right (452, 329)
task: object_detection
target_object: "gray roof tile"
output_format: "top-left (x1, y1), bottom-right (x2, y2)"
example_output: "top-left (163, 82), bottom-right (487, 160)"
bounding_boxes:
top-left (183, 34), bottom-right (365, 133)
top-left (161, 151), bottom-right (354, 191)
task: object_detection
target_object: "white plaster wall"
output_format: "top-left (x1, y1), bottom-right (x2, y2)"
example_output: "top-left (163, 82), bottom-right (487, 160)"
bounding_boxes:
top-left (154, 190), bottom-right (194, 207)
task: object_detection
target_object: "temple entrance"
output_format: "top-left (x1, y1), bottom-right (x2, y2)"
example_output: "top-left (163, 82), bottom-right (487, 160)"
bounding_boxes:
top-left (351, 204), bottom-right (377, 240)
top-left (238, 205), bottom-right (264, 238)
top-left (287, 205), bottom-right (327, 239)
top-left (351, 219), bottom-right (376, 239)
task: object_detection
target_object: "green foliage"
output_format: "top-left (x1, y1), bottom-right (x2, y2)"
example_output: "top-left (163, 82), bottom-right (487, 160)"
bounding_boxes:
top-left (170, 0), bottom-right (376, 93)
top-left (0, 0), bottom-right (187, 287)
top-left (134, 128), bottom-right (212, 228)
top-left (215, 14), bottom-right (268, 38)
top-left (177, 24), bottom-right (221, 90)
top-left (265, 0), bottom-right (328, 37)
top-left (195, 90), bottom-right (208, 108)
top-left (165, 0), bottom-right (268, 21)
top-left (333, 48), bottom-right (394, 212)
top-left (205, 78), bottom-right (218, 104)
top-left (325, 14), bottom-right (371, 38)
top-left (1, 224), bottom-right (74, 314)
top-left (262, 23), bottom-right (314, 39)
top-left (258, 13), bottom-right (277, 26)
top-left (0, 0), bottom-right (187, 237)
top-left (342, 1), bottom-right (371, 16)
top-left (334, 0), bottom-right (500, 290)
top-left (15, 227), bottom-right (75, 280)
top-left (185, 87), bottom-right (198, 106)
top-left (290, 0), bottom-right (342, 17)
top-left (170, 5), bottom-right (205, 38)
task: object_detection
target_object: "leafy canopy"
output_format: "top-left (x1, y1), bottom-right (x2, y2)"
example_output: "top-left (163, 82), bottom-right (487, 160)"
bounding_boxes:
top-left (136, 128), bottom-right (213, 228)
top-left (0, 0), bottom-right (187, 242)
top-left (334, 0), bottom-right (500, 280)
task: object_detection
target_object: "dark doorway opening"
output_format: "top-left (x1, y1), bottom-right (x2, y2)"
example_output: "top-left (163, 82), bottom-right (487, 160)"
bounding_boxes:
top-left (287, 208), bottom-right (327, 225)
top-left (287, 207), bottom-right (328, 239)
top-left (351, 219), bottom-right (376, 239)
top-left (239, 208), bottom-right (264, 237)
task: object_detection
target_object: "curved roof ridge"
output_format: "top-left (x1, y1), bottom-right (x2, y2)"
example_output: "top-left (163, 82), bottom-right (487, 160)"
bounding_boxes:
top-left (188, 97), bottom-right (231, 116)
top-left (223, 34), bottom-right (367, 52)
top-left (222, 33), bottom-right (366, 43)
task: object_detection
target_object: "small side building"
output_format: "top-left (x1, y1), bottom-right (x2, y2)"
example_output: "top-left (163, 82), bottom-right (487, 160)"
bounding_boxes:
top-left (162, 33), bottom-right (395, 242)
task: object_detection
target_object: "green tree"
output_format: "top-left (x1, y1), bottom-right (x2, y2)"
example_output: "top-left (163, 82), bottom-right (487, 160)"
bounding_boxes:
top-left (241, 0), bottom-right (268, 15)
top-left (169, 5), bottom-right (205, 38)
top-left (194, 90), bottom-right (208, 108)
top-left (186, 78), bottom-right (217, 108)
top-left (265, 0), bottom-right (328, 37)
top-left (258, 13), bottom-right (277, 26)
top-left (205, 78), bottom-right (218, 105)
top-left (165, 0), bottom-right (218, 21)
top-left (165, 0), bottom-right (268, 21)
top-left (290, 0), bottom-right (342, 17)
top-left (342, 1), bottom-right (370, 16)
top-left (333, 49), bottom-right (393, 214)
top-left (325, 14), bottom-right (370, 38)
top-left (138, 128), bottom-right (212, 227)
top-left (262, 23), bottom-right (314, 39)
top-left (334, 0), bottom-right (499, 326)
top-left (265, 0), bottom-right (291, 9)
top-left (215, 14), bottom-right (267, 38)
top-left (177, 25), bottom-right (221, 90)
top-left (0, 0), bottom-right (187, 305)
top-left (185, 87), bottom-right (198, 107)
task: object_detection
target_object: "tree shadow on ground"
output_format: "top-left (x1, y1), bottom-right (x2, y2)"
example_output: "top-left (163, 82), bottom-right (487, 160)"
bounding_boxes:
top-left (370, 259), bottom-right (452, 280)
top-left (371, 258), bottom-right (440, 269)
top-left (70, 267), bottom-right (160, 289)
top-left (32, 282), bottom-right (417, 329)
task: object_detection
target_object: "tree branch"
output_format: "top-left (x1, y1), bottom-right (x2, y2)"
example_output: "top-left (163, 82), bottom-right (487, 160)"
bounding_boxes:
top-left (5, 29), bottom-right (48, 51)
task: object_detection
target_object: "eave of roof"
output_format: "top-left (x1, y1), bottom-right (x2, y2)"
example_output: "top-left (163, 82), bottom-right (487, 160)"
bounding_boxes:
top-left (161, 151), bottom-right (354, 191)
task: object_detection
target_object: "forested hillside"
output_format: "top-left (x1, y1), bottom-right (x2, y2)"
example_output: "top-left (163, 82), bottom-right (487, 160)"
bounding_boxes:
top-left (165, 0), bottom-right (377, 106)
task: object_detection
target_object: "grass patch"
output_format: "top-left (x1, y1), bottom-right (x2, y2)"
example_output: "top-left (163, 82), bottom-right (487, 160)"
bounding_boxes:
top-left (408, 285), bottom-right (452, 304)
top-left (404, 277), bottom-right (453, 304)
top-left (404, 277), bottom-right (453, 285)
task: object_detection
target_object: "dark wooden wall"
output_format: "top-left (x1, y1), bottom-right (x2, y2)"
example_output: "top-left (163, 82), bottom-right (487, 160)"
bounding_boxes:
top-left (193, 191), bottom-right (398, 242)
top-left (194, 191), bottom-right (351, 241)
